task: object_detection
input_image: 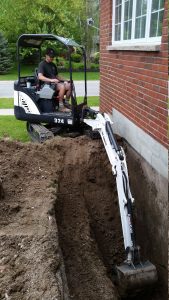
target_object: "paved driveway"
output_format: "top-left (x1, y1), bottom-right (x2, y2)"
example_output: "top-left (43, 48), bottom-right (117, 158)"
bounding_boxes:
top-left (0, 80), bottom-right (100, 98)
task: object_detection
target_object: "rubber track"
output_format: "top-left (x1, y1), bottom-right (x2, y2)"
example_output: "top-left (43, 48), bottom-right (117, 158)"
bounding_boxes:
top-left (28, 123), bottom-right (54, 143)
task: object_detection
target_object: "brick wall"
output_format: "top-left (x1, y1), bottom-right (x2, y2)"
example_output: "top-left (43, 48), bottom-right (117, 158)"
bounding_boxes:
top-left (100, 0), bottom-right (168, 148)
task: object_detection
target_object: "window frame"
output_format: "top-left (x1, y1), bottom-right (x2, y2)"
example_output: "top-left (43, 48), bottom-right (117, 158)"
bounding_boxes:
top-left (112, 0), bottom-right (164, 46)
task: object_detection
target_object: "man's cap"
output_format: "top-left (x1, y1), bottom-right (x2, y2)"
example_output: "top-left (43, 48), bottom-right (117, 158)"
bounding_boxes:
top-left (45, 48), bottom-right (56, 58)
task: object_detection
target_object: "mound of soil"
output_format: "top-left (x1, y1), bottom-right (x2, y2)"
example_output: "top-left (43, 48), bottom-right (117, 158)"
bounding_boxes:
top-left (0, 137), bottom-right (164, 300)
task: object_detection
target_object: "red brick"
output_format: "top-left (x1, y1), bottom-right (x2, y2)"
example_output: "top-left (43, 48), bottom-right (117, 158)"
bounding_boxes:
top-left (100, 0), bottom-right (168, 147)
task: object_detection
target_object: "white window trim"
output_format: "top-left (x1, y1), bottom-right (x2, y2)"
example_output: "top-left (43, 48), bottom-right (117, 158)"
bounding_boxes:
top-left (111, 0), bottom-right (163, 51)
top-left (107, 41), bottom-right (161, 51)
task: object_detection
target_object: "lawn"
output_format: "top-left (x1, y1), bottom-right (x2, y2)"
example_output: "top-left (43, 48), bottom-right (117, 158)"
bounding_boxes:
top-left (0, 116), bottom-right (30, 142)
top-left (0, 98), bottom-right (14, 108)
top-left (78, 96), bottom-right (99, 106)
top-left (0, 64), bottom-right (100, 81)
top-left (0, 96), bottom-right (99, 108)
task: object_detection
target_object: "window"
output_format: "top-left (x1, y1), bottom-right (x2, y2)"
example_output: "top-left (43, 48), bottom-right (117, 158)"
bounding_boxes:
top-left (112, 0), bottom-right (164, 44)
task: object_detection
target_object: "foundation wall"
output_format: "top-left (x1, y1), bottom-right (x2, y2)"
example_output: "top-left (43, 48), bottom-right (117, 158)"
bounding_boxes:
top-left (125, 140), bottom-right (168, 298)
top-left (111, 108), bottom-right (167, 296)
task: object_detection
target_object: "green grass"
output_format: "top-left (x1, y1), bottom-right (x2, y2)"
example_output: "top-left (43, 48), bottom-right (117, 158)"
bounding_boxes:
top-left (0, 64), bottom-right (100, 81)
top-left (0, 98), bottom-right (14, 108)
top-left (0, 65), bottom-right (36, 81)
top-left (77, 96), bottom-right (99, 106)
top-left (0, 97), bottom-right (99, 109)
top-left (60, 72), bottom-right (100, 80)
top-left (0, 116), bottom-right (30, 142)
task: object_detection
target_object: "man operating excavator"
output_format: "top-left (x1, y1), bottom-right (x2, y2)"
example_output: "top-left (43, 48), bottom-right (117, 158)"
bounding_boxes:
top-left (38, 47), bottom-right (71, 112)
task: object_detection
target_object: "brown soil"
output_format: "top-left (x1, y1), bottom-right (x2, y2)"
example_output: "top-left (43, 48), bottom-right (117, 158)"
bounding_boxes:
top-left (0, 137), bottom-right (164, 300)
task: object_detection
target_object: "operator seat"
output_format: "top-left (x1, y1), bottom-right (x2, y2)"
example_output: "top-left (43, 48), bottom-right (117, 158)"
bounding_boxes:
top-left (34, 68), bottom-right (42, 91)
top-left (34, 68), bottom-right (59, 113)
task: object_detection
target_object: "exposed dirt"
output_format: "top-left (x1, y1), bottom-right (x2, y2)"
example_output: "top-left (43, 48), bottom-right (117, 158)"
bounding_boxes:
top-left (0, 137), bottom-right (165, 300)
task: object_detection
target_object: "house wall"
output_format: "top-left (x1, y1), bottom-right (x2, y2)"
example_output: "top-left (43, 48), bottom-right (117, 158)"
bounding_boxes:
top-left (100, 0), bottom-right (168, 149)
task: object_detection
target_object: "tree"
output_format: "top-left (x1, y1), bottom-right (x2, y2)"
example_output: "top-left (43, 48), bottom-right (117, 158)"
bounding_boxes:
top-left (0, 0), bottom-right (100, 66)
top-left (0, 32), bottom-right (13, 74)
top-left (0, 0), bottom-right (86, 43)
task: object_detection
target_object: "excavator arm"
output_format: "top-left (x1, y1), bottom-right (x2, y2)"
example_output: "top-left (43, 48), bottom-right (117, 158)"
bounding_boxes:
top-left (84, 113), bottom-right (135, 261)
top-left (83, 112), bottom-right (157, 297)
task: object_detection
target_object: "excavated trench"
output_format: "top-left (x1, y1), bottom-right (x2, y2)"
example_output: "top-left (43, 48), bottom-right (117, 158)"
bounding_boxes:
top-left (55, 138), bottom-right (123, 300)
top-left (54, 137), bottom-right (163, 300)
top-left (0, 137), bottom-right (165, 300)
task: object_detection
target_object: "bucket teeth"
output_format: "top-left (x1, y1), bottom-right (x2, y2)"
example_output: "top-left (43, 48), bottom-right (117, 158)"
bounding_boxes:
top-left (116, 261), bottom-right (158, 298)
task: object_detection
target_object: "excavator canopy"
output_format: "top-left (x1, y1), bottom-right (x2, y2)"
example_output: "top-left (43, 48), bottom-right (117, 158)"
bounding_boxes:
top-left (17, 34), bottom-right (83, 49)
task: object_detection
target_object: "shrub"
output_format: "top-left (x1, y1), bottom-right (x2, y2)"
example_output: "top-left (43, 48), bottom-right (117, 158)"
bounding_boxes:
top-left (57, 57), bottom-right (66, 66)
top-left (71, 53), bottom-right (82, 63)
top-left (0, 32), bottom-right (13, 74)
top-left (72, 62), bottom-right (84, 71)
top-left (59, 48), bottom-right (68, 59)
top-left (93, 52), bottom-right (100, 64)
top-left (63, 61), bottom-right (70, 70)
top-left (21, 49), bottom-right (39, 65)
top-left (89, 63), bottom-right (99, 71)
top-left (9, 42), bottom-right (16, 60)
top-left (55, 47), bottom-right (63, 56)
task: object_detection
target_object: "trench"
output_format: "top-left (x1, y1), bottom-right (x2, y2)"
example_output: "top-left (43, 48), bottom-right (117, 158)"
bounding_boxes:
top-left (0, 138), bottom-right (166, 300)
top-left (55, 146), bottom-right (121, 300)
top-left (55, 139), bottom-right (162, 300)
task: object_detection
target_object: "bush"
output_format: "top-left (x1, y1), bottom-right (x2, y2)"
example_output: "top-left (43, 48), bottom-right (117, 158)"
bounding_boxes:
top-left (21, 49), bottom-right (39, 65)
top-left (59, 48), bottom-right (68, 59)
top-left (92, 52), bottom-right (100, 64)
top-left (55, 47), bottom-right (63, 56)
top-left (58, 61), bottom-right (84, 72)
top-left (63, 61), bottom-right (70, 70)
top-left (89, 63), bottom-right (99, 71)
top-left (57, 60), bottom-right (99, 72)
top-left (57, 56), bottom-right (66, 66)
top-left (9, 42), bottom-right (16, 60)
top-left (72, 62), bottom-right (84, 71)
top-left (0, 32), bottom-right (13, 74)
top-left (71, 53), bottom-right (82, 63)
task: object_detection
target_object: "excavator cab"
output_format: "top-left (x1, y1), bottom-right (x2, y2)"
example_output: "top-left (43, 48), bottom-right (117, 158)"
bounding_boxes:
top-left (14, 34), bottom-right (88, 141)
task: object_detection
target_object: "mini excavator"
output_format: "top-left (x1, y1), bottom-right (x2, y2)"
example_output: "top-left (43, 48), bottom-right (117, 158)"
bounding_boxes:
top-left (14, 34), bottom-right (157, 297)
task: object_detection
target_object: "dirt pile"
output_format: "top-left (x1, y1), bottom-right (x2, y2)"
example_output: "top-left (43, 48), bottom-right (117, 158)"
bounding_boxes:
top-left (0, 139), bottom-right (64, 300)
top-left (0, 137), bottom-right (164, 300)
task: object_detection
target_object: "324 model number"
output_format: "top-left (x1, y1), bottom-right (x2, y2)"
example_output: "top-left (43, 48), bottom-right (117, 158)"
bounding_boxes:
top-left (54, 118), bottom-right (64, 124)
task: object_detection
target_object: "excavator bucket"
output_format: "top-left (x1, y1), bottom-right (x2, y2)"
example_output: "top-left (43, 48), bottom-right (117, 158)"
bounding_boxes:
top-left (116, 261), bottom-right (158, 298)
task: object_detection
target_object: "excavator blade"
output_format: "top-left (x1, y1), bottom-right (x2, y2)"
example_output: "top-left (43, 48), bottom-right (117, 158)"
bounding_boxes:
top-left (116, 261), bottom-right (157, 298)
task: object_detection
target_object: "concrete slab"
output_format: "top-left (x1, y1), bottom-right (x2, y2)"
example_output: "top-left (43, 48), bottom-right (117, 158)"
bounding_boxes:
top-left (0, 109), bottom-right (14, 115)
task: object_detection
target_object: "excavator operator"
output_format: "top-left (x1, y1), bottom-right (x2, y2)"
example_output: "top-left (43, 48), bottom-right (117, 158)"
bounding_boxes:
top-left (38, 48), bottom-right (71, 112)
